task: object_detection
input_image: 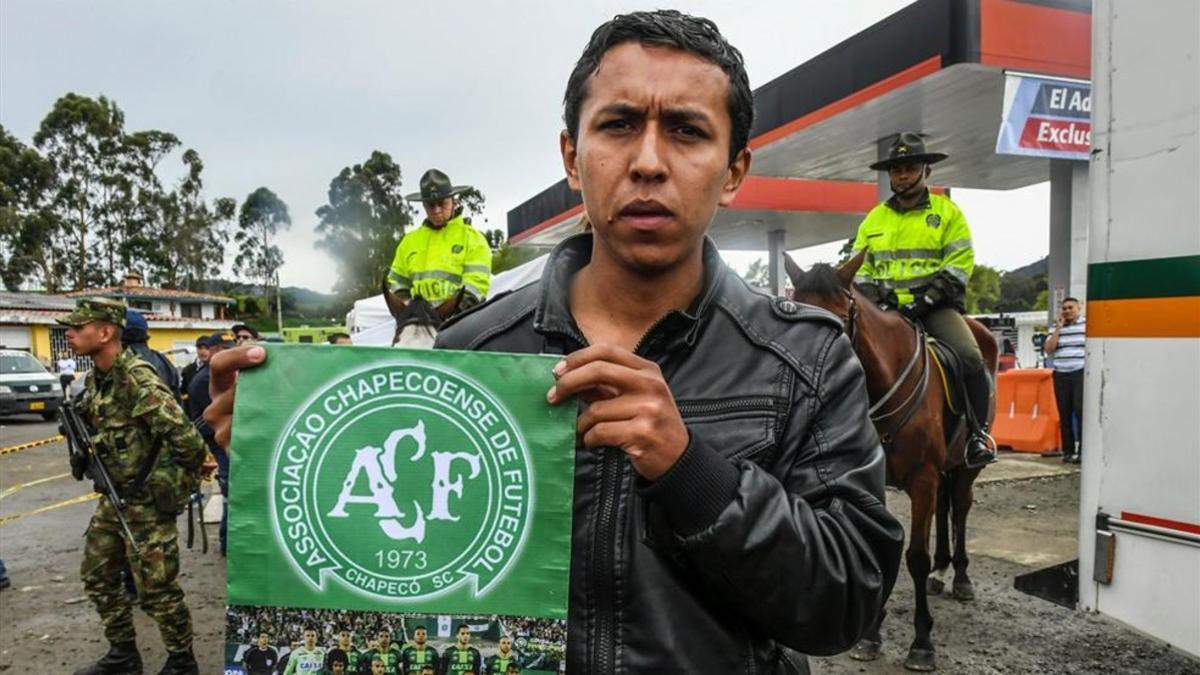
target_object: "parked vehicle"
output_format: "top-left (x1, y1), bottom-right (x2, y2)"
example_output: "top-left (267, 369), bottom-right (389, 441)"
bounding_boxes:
top-left (0, 349), bottom-right (64, 420)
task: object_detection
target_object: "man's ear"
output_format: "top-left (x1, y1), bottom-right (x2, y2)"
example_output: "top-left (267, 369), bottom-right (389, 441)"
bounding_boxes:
top-left (718, 147), bottom-right (752, 207)
top-left (561, 130), bottom-right (581, 191)
top-left (99, 323), bottom-right (120, 345)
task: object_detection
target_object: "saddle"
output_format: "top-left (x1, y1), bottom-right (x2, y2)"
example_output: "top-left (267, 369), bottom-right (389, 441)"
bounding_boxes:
top-left (926, 338), bottom-right (966, 417)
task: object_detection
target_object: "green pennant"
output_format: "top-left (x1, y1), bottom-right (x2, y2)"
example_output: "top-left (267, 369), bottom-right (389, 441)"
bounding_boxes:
top-left (227, 344), bottom-right (575, 619)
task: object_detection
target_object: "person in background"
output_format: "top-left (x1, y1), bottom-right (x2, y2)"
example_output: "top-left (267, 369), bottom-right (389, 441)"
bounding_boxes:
top-left (122, 309), bottom-right (181, 401)
top-left (60, 298), bottom-right (206, 675)
top-left (186, 332), bottom-right (238, 554)
top-left (242, 631), bottom-right (279, 675)
top-left (180, 335), bottom-right (210, 400)
top-left (1044, 297), bottom-right (1086, 463)
top-left (0, 557), bottom-right (10, 590)
top-left (56, 354), bottom-right (77, 397)
top-left (387, 169), bottom-right (493, 315)
top-left (232, 323), bottom-right (260, 345)
top-left (851, 132), bottom-right (996, 468)
top-left (327, 332), bottom-right (353, 345)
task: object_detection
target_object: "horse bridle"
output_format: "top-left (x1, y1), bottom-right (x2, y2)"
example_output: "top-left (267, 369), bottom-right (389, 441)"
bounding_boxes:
top-left (838, 288), bottom-right (931, 444)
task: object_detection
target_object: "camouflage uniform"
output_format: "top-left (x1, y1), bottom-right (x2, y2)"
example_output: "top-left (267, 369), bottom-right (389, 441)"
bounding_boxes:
top-left (58, 299), bottom-right (208, 655)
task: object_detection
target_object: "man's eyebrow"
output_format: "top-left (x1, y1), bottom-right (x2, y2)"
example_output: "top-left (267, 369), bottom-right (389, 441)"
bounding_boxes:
top-left (595, 102), bottom-right (644, 118)
top-left (594, 102), bottom-right (713, 125)
top-left (661, 107), bottom-right (713, 125)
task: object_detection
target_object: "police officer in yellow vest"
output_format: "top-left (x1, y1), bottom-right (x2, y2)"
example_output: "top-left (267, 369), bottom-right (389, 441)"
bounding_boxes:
top-left (852, 133), bottom-right (996, 468)
top-left (388, 169), bottom-right (492, 312)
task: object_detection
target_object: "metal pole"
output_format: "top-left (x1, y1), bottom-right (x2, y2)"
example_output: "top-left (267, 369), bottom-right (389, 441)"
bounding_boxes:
top-left (767, 229), bottom-right (785, 296)
top-left (275, 271), bottom-right (284, 337)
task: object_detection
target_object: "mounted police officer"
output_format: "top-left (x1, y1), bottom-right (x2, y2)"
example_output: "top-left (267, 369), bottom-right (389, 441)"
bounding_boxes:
top-left (386, 169), bottom-right (493, 314)
top-left (852, 132), bottom-right (997, 468)
top-left (59, 298), bottom-right (208, 675)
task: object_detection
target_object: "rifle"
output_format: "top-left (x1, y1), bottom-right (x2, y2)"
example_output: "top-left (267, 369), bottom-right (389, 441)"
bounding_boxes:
top-left (59, 400), bottom-right (140, 556)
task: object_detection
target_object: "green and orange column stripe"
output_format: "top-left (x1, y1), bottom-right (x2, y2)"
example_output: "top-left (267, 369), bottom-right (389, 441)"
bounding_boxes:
top-left (1087, 254), bottom-right (1200, 338)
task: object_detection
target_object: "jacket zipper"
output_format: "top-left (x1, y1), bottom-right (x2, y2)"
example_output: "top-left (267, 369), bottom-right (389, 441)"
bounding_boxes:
top-left (676, 396), bottom-right (783, 418)
top-left (590, 314), bottom-right (679, 674)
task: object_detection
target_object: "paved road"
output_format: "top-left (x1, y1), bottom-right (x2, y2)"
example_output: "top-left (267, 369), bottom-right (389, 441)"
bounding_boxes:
top-left (0, 415), bottom-right (60, 448)
top-left (0, 431), bottom-right (226, 674)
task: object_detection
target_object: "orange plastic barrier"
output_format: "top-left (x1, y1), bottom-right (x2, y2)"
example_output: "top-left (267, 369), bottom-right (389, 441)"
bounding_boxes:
top-left (991, 368), bottom-right (1061, 453)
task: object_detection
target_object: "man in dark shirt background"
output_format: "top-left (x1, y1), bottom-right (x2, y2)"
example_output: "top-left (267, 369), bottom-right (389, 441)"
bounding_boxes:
top-left (186, 331), bottom-right (236, 554)
top-left (242, 632), bottom-right (279, 675)
top-left (180, 335), bottom-right (210, 402)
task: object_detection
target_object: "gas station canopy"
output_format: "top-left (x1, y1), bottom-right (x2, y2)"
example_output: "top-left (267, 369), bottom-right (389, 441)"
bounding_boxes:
top-left (507, 0), bottom-right (1091, 251)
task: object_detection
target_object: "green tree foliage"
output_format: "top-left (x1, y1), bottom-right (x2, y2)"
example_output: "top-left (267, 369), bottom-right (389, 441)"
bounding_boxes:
top-left (456, 186), bottom-right (487, 220)
top-left (314, 151), bottom-right (412, 298)
top-left (136, 149), bottom-right (235, 290)
top-left (742, 258), bottom-right (769, 288)
top-left (965, 264), bottom-right (1002, 313)
top-left (996, 271), bottom-right (1048, 312)
top-left (0, 126), bottom-right (60, 290)
top-left (33, 93), bottom-right (181, 289)
top-left (234, 187), bottom-right (291, 322)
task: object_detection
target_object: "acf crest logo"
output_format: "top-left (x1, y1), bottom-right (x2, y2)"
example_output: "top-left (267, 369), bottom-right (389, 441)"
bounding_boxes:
top-left (270, 362), bottom-right (532, 602)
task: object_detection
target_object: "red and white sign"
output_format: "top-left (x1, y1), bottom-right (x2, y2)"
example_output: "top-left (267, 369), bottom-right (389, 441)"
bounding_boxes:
top-left (997, 74), bottom-right (1091, 160)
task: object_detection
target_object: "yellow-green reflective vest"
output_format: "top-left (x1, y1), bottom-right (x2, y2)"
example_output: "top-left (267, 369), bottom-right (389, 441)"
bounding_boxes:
top-left (851, 192), bottom-right (974, 306)
top-left (387, 214), bottom-right (492, 303)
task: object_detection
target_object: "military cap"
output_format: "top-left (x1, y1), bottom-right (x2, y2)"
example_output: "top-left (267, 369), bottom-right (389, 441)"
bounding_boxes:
top-left (122, 309), bottom-right (150, 343)
top-left (57, 297), bottom-right (128, 328)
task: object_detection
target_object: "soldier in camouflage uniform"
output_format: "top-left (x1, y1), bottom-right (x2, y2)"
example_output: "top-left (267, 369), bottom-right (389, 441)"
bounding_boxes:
top-left (58, 298), bottom-right (208, 675)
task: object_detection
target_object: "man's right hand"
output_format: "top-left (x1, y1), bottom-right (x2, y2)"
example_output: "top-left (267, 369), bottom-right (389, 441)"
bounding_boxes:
top-left (203, 345), bottom-right (267, 451)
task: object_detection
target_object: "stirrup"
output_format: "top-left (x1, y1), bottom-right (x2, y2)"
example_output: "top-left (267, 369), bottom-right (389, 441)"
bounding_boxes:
top-left (965, 432), bottom-right (998, 468)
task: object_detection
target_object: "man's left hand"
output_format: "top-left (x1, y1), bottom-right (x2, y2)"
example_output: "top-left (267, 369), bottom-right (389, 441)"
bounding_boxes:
top-left (546, 344), bottom-right (689, 481)
top-left (902, 300), bottom-right (928, 321)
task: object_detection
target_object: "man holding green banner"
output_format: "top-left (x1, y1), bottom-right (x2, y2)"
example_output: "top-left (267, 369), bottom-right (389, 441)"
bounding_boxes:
top-left (207, 9), bottom-right (904, 674)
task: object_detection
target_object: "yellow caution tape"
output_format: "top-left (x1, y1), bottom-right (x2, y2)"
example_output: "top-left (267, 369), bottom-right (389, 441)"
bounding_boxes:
top-left (0, 435), bottom-right (65, 456)
top-left (0, 492), bottom-right (98, 525)
top-left (0, 472), bottom-right (72, 501)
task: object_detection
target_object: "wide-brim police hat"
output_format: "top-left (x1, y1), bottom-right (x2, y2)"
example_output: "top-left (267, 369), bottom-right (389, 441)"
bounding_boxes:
top-left (404, 169), bottom-right (473, 203)
top-left (869, 132), bottom-right (949, 171)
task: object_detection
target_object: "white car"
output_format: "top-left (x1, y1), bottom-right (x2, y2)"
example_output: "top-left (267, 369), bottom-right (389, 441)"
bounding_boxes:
top-left (0, 349), bottom-right (64, 420)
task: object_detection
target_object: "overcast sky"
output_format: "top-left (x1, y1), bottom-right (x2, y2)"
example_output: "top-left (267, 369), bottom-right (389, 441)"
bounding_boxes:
top-left (1, 1), bottom-right (1050, 294)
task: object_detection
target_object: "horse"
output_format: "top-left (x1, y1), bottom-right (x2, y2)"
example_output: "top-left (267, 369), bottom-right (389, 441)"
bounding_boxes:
top-left (785, 250), bottom-right (998, 672)
top-left (380, 282), bottom-right (463, 349)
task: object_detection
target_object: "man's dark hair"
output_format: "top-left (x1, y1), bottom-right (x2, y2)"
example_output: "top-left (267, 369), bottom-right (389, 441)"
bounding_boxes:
top-left (327, 332), bottom-right (351, 344)
top-left (413, 625), bottom-right (427, 631)
top-left (1063, 297), bottom-right (1080, 305)
top-left (563, 9), bottom-right (753, 165)
top-left (258, 631), bottom-right (270, 639)
top-left (456, 623), bottom-right (470, 632)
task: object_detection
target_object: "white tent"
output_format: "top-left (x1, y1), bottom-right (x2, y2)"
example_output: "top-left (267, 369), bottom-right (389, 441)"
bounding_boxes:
top-left (348, 253), bottom-right (549, 345)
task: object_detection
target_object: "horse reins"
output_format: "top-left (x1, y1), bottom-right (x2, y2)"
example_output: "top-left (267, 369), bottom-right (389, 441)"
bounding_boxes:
top-left (839, 289), bottom-right (931, 444)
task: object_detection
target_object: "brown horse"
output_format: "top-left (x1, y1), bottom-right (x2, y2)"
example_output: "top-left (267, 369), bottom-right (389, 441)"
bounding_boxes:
top-left (786, 250), bottom-right (997, 672)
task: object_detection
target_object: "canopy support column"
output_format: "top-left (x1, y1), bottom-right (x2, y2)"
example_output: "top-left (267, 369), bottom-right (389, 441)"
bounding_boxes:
top-left (767, 229), bottom-right (785, 296)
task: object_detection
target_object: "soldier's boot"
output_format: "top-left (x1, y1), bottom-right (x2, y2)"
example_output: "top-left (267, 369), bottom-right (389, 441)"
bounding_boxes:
top-left (963, 369), bottom-right (998, 469)
top-left (73, 641), bottom-right (143, 675)
top-left (157, 650), bottom-right (198, 675)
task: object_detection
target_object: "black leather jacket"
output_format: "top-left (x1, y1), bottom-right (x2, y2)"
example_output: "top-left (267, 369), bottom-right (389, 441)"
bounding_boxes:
top-left (436, 234), bottom-right (903, 674)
